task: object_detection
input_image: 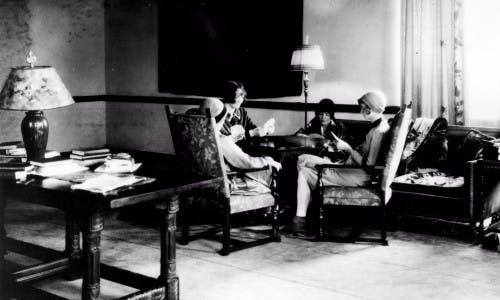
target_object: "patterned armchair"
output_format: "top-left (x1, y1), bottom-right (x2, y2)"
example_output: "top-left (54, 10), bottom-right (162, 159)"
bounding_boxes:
top-left (313, 103), bottom-right (412, 245)
top-left (166, 106), bottom-right (280, 255)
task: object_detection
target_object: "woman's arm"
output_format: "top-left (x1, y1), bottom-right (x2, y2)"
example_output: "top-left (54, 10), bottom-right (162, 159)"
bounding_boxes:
top-left (219, 135), bottom-right (268, 169)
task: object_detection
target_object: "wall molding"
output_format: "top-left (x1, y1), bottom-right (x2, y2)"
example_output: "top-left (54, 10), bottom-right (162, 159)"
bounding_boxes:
top-left (73, 95), bottom-right (401, 114)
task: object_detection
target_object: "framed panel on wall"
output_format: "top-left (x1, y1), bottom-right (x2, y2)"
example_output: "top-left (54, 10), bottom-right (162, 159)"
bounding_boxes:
top-left (158, 0), bottom-right (303, 98)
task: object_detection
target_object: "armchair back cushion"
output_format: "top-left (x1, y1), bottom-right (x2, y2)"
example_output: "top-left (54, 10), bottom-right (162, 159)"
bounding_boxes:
top-left (166, 107), bottom-right (230, 198)
top-left (380, 104), bottom-right (412, 203)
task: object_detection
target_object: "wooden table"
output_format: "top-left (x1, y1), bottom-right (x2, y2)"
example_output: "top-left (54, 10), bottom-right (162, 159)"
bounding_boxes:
top-left (0, 164), bottom-right (224, 300)
top-left (244, 135), bottom-right (327, 159)
top-left (243, 135), bottom-right (331, 220)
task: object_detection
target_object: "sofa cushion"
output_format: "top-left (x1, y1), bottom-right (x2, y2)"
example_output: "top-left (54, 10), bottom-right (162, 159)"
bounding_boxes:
top-left (392, 170), bottom-right (463, 198)
top-left (402, 118), bottom-right (435, 160)
top-left (230, 193), bottom-right (275, 214)
top-left (452, 130), bottom-right (495, 174)
top-left (406, 117), bottom-right (448, 170)
top-left (322, 186), bottom-right (381, 206)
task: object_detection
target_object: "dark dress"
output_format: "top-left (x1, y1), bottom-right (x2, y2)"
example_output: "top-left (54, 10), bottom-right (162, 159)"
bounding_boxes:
top-left (220, 107), bottom-right (257, 139)
top-left (296, 116), bottom-right (351, 143)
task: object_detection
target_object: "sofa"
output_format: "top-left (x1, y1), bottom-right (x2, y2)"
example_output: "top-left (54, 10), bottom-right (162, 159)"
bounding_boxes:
top-left (390, 124), bottom-right (500, 240)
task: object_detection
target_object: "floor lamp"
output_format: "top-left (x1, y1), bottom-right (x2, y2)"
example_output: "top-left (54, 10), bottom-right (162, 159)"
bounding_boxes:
top-left (0, 51), bottom-right (74, 161)
top-left (290, 42), bottom-right (324, 128)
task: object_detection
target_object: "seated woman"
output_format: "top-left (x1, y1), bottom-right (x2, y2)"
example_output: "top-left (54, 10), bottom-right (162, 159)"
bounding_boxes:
top-left (296, 98), bottom-right (349, 141)
top-left (200, 98), bottom-right (281, 194)
top-left (219, 81), bottom-right (274, 142)
top-left (291, 91), bottom-right (390, 235)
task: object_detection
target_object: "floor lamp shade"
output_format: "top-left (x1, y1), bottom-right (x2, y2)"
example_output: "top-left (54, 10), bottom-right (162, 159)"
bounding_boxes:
top-left (290, 45), bottom-right (325, 71)
top-left (0, 66), bottom-right (74, 161)
top-left (290, 44), bottom-right (324, 128)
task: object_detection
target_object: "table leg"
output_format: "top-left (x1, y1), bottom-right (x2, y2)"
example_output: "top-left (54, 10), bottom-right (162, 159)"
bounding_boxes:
top-left (159, 195), bottom-right (179, 300)
top-left (0, 195), bottom-right (7, 299)
top-left (81, 209), bottom-right (103, 300)
top-left (65, 202), bottom-right (81, 280)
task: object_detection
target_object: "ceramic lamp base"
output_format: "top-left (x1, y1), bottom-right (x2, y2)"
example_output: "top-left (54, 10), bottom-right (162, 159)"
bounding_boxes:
top-left (21, 110), bottom-right (48, 162)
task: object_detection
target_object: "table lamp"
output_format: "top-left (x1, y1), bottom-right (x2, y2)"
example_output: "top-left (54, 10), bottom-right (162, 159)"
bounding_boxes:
top-left (290, 37), bottom-right (324, 128)
top-left (0, 51), bottom-right (74, 161)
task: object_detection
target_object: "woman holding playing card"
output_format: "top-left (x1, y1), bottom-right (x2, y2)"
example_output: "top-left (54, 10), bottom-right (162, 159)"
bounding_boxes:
top-left (290, 91), bottom-right (390, 236)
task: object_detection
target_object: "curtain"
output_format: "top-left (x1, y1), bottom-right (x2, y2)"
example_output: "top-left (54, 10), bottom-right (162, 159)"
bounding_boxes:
top-left (453, 0), bottom-right (464, 125)
top-left (402, 0), bottom-right (456, 121)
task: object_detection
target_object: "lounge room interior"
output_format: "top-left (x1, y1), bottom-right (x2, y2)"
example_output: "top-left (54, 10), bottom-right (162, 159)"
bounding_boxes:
top-left (1, 0), bottom-right (500, 299)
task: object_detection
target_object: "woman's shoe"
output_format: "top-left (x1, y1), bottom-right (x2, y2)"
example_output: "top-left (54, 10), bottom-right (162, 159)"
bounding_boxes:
top-left (289, 216), bottom-right (306, 234)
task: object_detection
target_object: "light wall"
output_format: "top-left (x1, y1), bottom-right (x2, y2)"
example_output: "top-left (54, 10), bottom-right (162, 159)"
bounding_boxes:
top-left (0, 0), bottom-right (106, 151)
top-left (105, 0), bottom-right (402, 154)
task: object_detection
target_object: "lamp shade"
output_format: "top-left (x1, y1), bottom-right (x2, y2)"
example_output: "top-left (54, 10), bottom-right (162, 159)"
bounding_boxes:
top-left (290, 45), bottom-right (325, 71)
top-left (0, 66), bottom-right (74, 111)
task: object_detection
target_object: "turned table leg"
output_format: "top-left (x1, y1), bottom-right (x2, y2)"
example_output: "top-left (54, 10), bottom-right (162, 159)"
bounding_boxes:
top-left (81, 209), bottom-right (104, 300)
top-left (65, 202), bottom-right (81, 280)
top-left (159, 195), bottom-right (179, 300)
top-left (0, 195), bottom-right (7, 299)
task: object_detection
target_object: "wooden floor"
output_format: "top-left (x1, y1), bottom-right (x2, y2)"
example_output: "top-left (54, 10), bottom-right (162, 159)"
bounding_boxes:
top-left (4, 201), bottom-right (500, 300)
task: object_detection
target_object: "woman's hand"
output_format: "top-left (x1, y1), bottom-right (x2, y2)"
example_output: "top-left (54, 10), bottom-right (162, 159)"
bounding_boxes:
top-left (265, 156), bottom-right (282, 171)
top-left (331, 133), bottom-right (352, 153)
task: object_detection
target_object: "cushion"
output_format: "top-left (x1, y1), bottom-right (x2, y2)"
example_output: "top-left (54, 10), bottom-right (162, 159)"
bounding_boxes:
top-left (402, 117), bottom-right (435, 159)
top-left (229, 175), bottom-right (271, 196)
top-left (393, 170), bottom-right (463, 187)
top-left (322, 186), bottom-right (381, 206)
top-left (406, 117), bottom-right (448, 170)
top-left (453, 130), bottom-right (495, 174)
top-left (230, 193), bottom-right (275, 214)
top-left (392, 169), bottom-right (463, 199)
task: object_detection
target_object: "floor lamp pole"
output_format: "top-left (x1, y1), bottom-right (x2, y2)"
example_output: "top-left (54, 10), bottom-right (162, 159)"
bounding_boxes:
top-left (303, 71), bottom-right (310, 129)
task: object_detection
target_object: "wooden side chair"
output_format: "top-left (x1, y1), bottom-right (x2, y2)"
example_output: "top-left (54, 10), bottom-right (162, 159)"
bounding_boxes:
top-left (165, 106), bottom-right (280, 255)
top-left (313, 103), bottom-right (412, 245)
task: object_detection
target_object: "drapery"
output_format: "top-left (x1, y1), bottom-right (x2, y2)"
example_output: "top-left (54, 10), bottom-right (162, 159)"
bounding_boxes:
top-left (402, 0), bottom-right (459, 122)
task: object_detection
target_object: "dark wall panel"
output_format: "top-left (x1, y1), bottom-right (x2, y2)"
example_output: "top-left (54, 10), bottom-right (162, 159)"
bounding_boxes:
top-left (158, 0), bottom-right (303, 98)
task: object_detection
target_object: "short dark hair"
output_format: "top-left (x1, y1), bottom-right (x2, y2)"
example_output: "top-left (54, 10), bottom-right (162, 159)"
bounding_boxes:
top-left (315, 98), bottom-right (336, 118)
top-left (220, 81), bottom-right (246, 104)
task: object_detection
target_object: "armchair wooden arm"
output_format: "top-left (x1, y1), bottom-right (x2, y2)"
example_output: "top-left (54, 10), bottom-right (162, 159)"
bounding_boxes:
top-left (226, 166), bottom-right (272, 177)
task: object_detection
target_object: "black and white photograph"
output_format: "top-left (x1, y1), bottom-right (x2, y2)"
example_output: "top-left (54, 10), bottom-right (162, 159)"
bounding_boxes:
top-left (0, 0), bottom-right (500, 299)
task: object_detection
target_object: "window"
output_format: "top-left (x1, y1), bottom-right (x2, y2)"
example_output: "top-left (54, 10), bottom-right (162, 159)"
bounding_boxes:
top-left (462, 0), bottom-right (500, 128)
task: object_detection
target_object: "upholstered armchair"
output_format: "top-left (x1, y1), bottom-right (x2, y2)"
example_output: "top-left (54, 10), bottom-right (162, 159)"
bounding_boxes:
top-left (166, 106), bottom-right (280, 255)
top-left (313, 103), bottom-right (412, 245)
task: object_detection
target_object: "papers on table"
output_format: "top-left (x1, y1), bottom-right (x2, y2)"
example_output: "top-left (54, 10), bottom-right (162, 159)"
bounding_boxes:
top-left (70, 173), bottom-right (154, 195)
top-left (94, 153), bottom-right (142, 173)
top-left (30, 159), bottom-right (89, 177)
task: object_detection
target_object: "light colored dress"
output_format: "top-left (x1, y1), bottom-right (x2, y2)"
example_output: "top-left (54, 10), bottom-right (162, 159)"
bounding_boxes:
top-left (297, 118), bottom-right (390, 190)
top-left (219, 134), bottom-right (273, 195)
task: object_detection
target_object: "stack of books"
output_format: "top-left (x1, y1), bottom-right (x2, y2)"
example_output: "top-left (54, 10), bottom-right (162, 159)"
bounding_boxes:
top-left (30, 157), bottom-right (88, 177)
top-left (70, 148), bottom-right (111, 166)
top-left (0, 141), bottom-right (60, 162)
top-left (0, 161), bottom-right (34, 181)
top-left (0, 141), bottom-right (25, 162)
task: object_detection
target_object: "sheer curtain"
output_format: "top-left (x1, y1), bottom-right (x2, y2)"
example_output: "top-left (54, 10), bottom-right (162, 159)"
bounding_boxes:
top-left (402, 0), bottom-right (457, 122)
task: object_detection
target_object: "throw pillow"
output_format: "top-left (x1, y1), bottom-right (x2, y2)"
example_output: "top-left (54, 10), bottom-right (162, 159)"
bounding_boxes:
top-left (406, 117), bottom-right (448, 171)
top-left (453, 129), bottom-right (495, 174)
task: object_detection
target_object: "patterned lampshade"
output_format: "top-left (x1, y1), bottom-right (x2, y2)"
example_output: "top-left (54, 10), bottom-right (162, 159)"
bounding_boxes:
top-left (0, 66), bottom-right (74, 111)
top-left (290, 45), bottom-right (325, 71)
